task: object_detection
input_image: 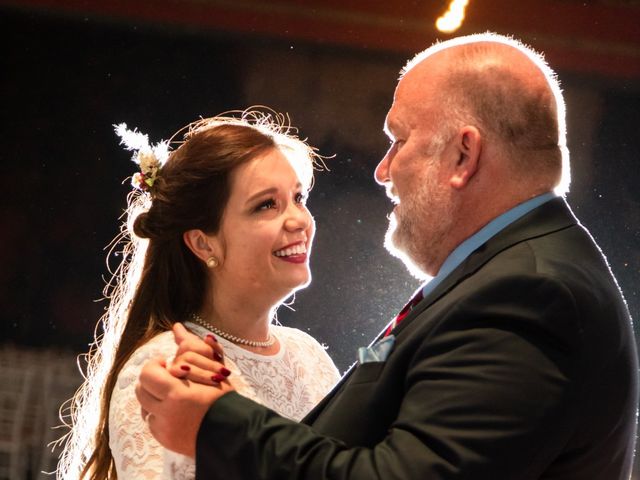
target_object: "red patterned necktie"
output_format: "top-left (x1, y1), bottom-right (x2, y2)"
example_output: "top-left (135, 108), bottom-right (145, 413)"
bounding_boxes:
top-left (384, 290), bottom-right (424, 337)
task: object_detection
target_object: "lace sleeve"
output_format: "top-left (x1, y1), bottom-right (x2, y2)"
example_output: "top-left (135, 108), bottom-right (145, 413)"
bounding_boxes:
top-left (109, 332), bottom-right (195, 480)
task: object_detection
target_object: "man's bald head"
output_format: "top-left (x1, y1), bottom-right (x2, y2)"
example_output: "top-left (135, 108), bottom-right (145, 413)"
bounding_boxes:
top-left (400, 33), bottom-right (569, 194)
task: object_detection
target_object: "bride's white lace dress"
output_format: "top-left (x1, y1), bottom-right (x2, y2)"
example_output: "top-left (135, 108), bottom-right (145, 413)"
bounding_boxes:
top-left (109, 324), bottom-right (340, 479)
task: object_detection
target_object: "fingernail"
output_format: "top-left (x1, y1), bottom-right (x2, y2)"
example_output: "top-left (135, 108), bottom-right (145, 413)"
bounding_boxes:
top-left (214, 352), bottom-right (223, 362)
top-left (206, 334), bottom-right (217, 343)
top-left (212, 374), bottom-right (225, 383)
top-left (220, 367), bottom-right (231, 377)
top-left (180, 365), bottom-right (191, 372)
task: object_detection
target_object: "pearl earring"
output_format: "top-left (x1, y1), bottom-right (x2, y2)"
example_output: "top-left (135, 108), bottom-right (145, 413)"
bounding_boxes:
top-left (206, 257), bottom-right (219, 268)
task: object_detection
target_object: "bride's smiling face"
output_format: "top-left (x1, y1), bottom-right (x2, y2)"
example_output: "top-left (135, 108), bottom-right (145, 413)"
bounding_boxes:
top-left (210, 147), bottom-right (315, 303)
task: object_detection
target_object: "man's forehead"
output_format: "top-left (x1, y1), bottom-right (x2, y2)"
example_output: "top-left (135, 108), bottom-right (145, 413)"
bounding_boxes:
top-left (384, 87), bottom-right (418, 134)
top-left (384, 107), bottom-right (403, 137)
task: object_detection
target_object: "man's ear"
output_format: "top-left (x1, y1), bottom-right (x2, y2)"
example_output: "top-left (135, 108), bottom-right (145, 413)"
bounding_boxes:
top-left (450, 126), bottom-right (481, 189)
top-left (183, 229), bottom-right (220, 263)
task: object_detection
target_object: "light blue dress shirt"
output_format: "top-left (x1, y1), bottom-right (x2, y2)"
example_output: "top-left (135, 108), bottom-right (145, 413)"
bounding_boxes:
top-left (419, 192), bottom-right (558, 300)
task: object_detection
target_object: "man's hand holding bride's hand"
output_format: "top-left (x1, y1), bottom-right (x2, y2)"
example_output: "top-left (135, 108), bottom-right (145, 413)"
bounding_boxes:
top-left (135, 323), bottom-right (234, 458)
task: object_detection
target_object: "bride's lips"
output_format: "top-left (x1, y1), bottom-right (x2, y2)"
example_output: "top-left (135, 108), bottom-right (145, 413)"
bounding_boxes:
top-left (279, 253), bottom-right (307, 264)
top-left (273, 241), bottom-right (308, 264)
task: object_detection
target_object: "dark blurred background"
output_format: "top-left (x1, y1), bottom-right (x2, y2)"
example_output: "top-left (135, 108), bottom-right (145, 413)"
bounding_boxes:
top-left (0, 0), bottom-right (639, 476)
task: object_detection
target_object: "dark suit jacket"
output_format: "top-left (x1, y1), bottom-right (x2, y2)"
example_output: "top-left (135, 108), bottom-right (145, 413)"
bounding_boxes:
top-left (196, 198), bottom-right (638, 479)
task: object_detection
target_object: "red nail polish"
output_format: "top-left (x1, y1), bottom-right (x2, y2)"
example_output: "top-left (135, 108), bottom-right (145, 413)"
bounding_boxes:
top-left (212, 374), bottom-right (225, 383)
top-left (206, 334), bottom-right (217, 343)
top-left (220, 367), bottom-right (231, 377)
top-left (214, 352), bottom-right (223, 362)
top-left (180, 365), bottom-right (191, 372)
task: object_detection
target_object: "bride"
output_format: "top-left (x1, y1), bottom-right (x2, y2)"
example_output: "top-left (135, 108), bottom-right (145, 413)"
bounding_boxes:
top-left (58, 111), bottom-right (340, 479)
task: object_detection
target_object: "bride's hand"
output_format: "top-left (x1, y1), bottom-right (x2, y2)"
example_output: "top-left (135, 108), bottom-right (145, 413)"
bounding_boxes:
top-left (169, 322), bottom-right (232, 386)
top-left (136, 356), bottom-right (234, 457)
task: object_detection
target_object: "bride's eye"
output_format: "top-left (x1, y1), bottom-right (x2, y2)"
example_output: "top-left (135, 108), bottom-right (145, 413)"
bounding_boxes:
top-left (295, 192), bottom-right (308, 205)
top-left (256, 199), bottom-right (276, 211)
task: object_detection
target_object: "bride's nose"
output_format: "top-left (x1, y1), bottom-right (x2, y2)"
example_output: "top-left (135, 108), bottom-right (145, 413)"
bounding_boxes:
top-left (284, 204), bottom-right (312, 232)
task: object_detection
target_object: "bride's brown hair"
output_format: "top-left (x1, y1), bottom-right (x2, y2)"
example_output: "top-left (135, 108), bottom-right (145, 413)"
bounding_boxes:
top-left (57, 112), bottom-right (317, 479)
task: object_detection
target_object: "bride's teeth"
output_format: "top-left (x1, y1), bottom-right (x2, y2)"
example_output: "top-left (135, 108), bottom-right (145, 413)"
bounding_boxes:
top-left (275, 244), bottom-right (306, 257)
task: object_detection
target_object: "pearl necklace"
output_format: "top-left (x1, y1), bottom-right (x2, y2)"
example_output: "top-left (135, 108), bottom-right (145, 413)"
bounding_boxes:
top-left (190, 314), bottom-right (276, 348)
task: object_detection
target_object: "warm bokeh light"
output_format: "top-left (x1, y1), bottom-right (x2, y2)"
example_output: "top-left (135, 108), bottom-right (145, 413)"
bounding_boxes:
top-left (436, 0), bottom-right (470, 33)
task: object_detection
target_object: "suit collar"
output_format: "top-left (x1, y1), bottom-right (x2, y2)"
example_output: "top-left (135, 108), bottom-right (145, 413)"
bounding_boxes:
top-left (303, 198), bottom-right (578, 425)
top-left (391, 197), bottom-right (578, 338)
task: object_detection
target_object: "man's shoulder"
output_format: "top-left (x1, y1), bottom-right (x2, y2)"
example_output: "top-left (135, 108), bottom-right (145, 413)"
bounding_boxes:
top-left (493, 219), bottom-right (616, 294)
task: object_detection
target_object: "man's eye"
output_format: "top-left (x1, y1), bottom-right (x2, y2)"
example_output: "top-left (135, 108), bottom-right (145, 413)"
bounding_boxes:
top-left (256, 199), bottom-right (276, 211)
top-left (388, 138), bottom-right (404, 152)
top-left (295, 192), bottom-right (308, 204)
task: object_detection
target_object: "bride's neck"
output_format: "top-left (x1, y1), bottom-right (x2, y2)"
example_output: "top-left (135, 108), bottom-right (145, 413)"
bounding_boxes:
top-left (201, 290), bottom-right (274, 342)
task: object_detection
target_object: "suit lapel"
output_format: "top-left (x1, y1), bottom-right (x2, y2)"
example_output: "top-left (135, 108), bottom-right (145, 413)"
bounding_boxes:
top-left (304, 198), bottom-right (577, 425)
top-left (390, 198), bottom-right (577, 338)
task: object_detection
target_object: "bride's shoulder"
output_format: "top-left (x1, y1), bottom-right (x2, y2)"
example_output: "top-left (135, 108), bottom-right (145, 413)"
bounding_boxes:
top-left (117, 330), bottom-right (175, 384)
top-left (131, 330), bottom-right (175, 360)
top-left (273, 325), bottom-right (328, 352)
top-left (273, 326), bottom-right (340, 381)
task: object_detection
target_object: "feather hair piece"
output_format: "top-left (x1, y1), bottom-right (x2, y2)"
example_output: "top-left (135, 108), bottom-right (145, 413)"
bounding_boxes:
top-left (114, 123), bottom-right (169, 191)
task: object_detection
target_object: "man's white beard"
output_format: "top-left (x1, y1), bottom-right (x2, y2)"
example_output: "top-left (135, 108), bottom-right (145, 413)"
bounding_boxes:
top-left (384, 212), bottom-right (431, 281)
top-left (383, 177), bottom-right (456, 281)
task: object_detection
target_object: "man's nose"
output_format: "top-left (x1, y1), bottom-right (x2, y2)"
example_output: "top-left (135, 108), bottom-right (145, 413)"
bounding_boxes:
top-left (374, 153), bottom-right (391, 185)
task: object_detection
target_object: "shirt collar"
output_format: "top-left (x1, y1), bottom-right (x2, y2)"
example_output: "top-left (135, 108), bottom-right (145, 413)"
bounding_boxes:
top-left (420, 192), bottom-right (558, 298)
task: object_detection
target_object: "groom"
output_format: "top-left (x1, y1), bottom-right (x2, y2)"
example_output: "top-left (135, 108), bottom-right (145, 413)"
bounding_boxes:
top-left (136, 33), bottom-right (638, 479)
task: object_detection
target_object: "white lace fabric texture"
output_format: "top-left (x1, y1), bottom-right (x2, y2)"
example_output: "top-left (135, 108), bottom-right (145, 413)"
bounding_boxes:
top-left (109, 325), bottom-right (341, 480)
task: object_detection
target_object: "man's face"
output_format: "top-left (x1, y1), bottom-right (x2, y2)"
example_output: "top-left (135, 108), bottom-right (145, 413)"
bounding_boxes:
top-left (374, 69), bottom-right (458, 278)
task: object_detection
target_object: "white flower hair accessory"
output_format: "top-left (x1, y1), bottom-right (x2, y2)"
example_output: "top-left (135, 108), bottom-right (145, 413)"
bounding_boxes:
top-left (114, 123), bottom-right (170, 192)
